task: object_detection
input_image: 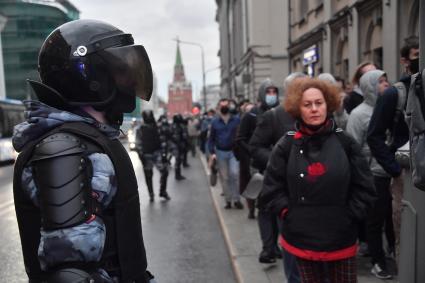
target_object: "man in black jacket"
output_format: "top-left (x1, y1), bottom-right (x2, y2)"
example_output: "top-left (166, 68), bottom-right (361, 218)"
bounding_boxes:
top-left (249, 73), bottom-right (304, 282)
top-left (367, 36), bottom-right (419, 272)
top-left (235, 79), bottom-right (280, 220)
top-left (367, 37), bottom-right (419, 178)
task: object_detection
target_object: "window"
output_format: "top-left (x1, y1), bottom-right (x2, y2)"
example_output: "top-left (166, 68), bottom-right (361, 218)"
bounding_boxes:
top-left (299, 0), bottom-right (309, 21)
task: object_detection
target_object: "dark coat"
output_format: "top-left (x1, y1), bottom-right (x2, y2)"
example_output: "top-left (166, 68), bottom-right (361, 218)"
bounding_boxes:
top-left (259, 123), bottom-right (376, 252)
top-left (367, 76), bottom-right (411, 177)
top-left (344, 90), bottom-right (364, 114)
top-left (249, 106), bottom-right (294, 172)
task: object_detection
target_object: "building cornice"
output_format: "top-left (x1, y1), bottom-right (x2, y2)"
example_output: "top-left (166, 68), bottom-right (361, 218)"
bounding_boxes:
top-left (288, 24), bottom-right (324, 55)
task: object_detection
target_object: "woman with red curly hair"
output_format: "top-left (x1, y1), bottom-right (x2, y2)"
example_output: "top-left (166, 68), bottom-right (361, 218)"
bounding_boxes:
top-left (258, 78), bottom-right (377, 283)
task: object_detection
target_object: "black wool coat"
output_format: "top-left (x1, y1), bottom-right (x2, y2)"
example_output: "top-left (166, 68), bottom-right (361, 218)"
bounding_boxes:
top-left (259, 125), bottom-right (377, 252)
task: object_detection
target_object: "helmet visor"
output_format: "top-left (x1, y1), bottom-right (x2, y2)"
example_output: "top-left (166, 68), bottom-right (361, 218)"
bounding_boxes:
top-left (102, 45), bottom-right (153, 101)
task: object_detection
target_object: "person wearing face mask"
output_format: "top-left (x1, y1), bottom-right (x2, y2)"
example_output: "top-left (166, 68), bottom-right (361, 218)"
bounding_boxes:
top-left (347, 70), bottom-right (393, 279)
top-left (234, 79), bottom-right (281, 262)
top-left (208, 98), bottom-right (243, 209)
top-left (367, 36), bottom-right (419, 264)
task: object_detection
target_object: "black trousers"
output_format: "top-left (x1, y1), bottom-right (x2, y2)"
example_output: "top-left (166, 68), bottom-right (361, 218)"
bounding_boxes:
top-left (366, 176), bottom-right (392, 266)
top-left (258, 209), bottom-right (279, 255)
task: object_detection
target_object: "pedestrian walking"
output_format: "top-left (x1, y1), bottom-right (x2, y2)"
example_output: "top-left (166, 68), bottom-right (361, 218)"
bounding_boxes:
top-left (235, 79), bottom-right (280, 232)
top-left (136, 110), bottom-right (171, 202)
top-left (208, 98), bottom-right (243, 209)
top-left (259, 77), bottom-right (376, 283)
top-left (346, 70), bottom-right (393, 279)
top-left (171, 114), bottom-right (188, 180)
top-left (12, 19), bottom-right (155, 282)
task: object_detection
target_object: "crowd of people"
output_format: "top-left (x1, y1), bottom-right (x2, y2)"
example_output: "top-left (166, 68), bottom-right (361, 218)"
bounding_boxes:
top-left (157, 35), bottom-right (418, 283)
top-left (12, 17), bottom-right (420, 283)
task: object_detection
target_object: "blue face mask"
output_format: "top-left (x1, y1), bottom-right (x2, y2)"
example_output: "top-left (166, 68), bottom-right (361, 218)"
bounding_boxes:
top-left (265, 95), bottom-right (278, 106)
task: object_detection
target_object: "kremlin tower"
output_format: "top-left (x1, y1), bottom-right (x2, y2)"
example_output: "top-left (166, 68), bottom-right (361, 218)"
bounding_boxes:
top-left (167, 42), bottom-right (193, 117)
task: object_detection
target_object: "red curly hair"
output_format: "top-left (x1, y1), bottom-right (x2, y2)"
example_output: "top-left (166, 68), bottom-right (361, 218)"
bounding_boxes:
top-left (283, 77), bottom-right (341, 119)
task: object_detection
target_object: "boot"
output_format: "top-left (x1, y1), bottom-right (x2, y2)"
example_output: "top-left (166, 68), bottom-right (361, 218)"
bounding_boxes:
top-left (144, 169), bottom-right (154, 202)
top-left (175, 167), bottom-right (186, 180)
top-left (159, 172), bottom-right (171, 200)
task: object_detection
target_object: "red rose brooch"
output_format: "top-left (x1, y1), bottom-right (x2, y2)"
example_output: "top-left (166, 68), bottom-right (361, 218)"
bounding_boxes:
top-left (306, 162), bottom-right (327, 182)
top-left (294, 131), bottom-right (303, 140)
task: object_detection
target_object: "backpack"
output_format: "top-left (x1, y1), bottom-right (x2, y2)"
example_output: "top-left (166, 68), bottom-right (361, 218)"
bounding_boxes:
top-left (405, 70), bottom-right (425, 191)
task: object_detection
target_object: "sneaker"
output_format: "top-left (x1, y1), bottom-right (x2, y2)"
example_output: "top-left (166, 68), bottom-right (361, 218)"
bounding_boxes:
top-left (234, 201), bottom-right (244, 209)
top-left (224, 202), bottom-right (232, 209)
top-left (175, 174), bottom-right (186, 181)
top-left (159, 192), bottom-right (171, 201)
top-left (371, 263), bottom-right (392, 280)
top-left (259, 250), bottom-right (276, 264)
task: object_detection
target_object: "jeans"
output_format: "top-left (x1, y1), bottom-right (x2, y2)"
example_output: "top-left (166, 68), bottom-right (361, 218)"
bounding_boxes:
top-left (216, 149), bottom-right (240, 202)
top-left (283, 248), bottom-right (301, 283)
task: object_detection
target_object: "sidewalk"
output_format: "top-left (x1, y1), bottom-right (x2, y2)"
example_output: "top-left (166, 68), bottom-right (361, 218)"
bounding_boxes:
top-left (199, 154), bottom-right (398, 283)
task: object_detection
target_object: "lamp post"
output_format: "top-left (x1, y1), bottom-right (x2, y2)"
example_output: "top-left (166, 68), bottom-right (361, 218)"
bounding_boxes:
top-left (173, 38), bottom-right (207, 111)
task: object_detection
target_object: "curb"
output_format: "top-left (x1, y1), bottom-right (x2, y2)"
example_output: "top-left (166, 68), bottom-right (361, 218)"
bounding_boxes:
top-left (199, 154), bottom-right (243, 283)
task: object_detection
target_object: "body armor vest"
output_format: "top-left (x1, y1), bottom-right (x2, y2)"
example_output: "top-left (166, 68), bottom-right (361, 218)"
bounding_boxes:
top-left (13, 122), bottom-right (148, 282)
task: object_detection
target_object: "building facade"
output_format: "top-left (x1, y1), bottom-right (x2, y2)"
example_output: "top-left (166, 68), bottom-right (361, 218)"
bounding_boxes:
top-left (0, 0), bottom-right (79, 100)
top-left (167, 43), bottom-right (193, 117)
top-left (215, 0), bottom-right (289, 102)
top-left (288, 0), bottom-right (419, 84)
top-left (205, 84), bottom-right (221, 110)
top-left (215, 0), bottom-right (419, 98)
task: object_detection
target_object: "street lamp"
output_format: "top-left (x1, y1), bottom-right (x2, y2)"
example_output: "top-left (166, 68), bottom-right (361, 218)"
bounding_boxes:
top-left (173, 38), bottom-right (207, 111)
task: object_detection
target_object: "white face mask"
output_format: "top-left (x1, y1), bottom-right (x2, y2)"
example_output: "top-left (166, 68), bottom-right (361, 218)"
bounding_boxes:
top-left (265, 95), bottom-right (278, 106)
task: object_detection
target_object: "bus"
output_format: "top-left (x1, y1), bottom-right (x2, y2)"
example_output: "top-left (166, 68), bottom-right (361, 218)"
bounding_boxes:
top-left (0, 99), bottom-right (25, 162)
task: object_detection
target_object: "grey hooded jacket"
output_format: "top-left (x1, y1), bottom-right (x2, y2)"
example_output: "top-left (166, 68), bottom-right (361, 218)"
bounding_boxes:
top-left (346, 70), bottom-right (390, 177)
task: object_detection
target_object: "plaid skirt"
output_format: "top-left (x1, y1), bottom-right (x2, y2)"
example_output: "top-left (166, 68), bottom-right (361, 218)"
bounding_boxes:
top-left (296, 256), bottom-right (357, 283)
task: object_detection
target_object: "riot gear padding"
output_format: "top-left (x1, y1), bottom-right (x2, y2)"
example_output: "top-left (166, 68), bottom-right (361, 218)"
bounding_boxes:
top-left (37, 19), bottom-right (153, 113)
top-left (30, 133), bottom-right (96, 230)
top-left (14, 122), bottom-right (149, 282)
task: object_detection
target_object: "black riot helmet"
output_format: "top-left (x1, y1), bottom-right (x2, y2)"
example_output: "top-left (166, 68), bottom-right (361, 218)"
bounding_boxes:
top-left (30, 19), bottom-right (153, 124)
top-left (142, 110), bottom-right (156, 125)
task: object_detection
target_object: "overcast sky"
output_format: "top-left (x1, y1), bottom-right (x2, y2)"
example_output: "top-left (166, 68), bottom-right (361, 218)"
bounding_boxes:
top-left (70, 0), bottom-right (221, 102)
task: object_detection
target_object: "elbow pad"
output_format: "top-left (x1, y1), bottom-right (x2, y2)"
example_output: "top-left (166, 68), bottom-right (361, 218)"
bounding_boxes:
top-left (30, 133), bottom-right (95, 230)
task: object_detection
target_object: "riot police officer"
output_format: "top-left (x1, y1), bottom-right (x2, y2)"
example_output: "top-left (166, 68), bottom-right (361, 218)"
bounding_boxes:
top-left (171, 114), bottom-right (187, 180)
top-left (12, 19), bottom-right (154, 282)
top-left (136, 110), bottom-right (171, 202)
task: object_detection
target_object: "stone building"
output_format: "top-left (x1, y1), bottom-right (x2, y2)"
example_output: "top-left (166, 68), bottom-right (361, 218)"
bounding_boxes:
top-left (215, 0), bottom-right (289, 102)
top-left (215, 0), bottom-right (419, 99)
top-left (288, 0), bottom-right (419, 83)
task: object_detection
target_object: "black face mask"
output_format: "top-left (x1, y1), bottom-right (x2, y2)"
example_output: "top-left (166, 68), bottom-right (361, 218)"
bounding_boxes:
top-left (410, 58), bottom-right (419, 74)
top-left (220, 106), bottom-right (229, 115)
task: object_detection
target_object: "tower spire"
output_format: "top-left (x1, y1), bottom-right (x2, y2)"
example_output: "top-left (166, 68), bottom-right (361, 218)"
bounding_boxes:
top-left (173, 39), bottom-right (186, 82)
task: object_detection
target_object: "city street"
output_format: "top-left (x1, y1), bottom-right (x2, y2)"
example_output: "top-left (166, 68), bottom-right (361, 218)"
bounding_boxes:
top-left (0, 149), bottom-right (236, 283)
